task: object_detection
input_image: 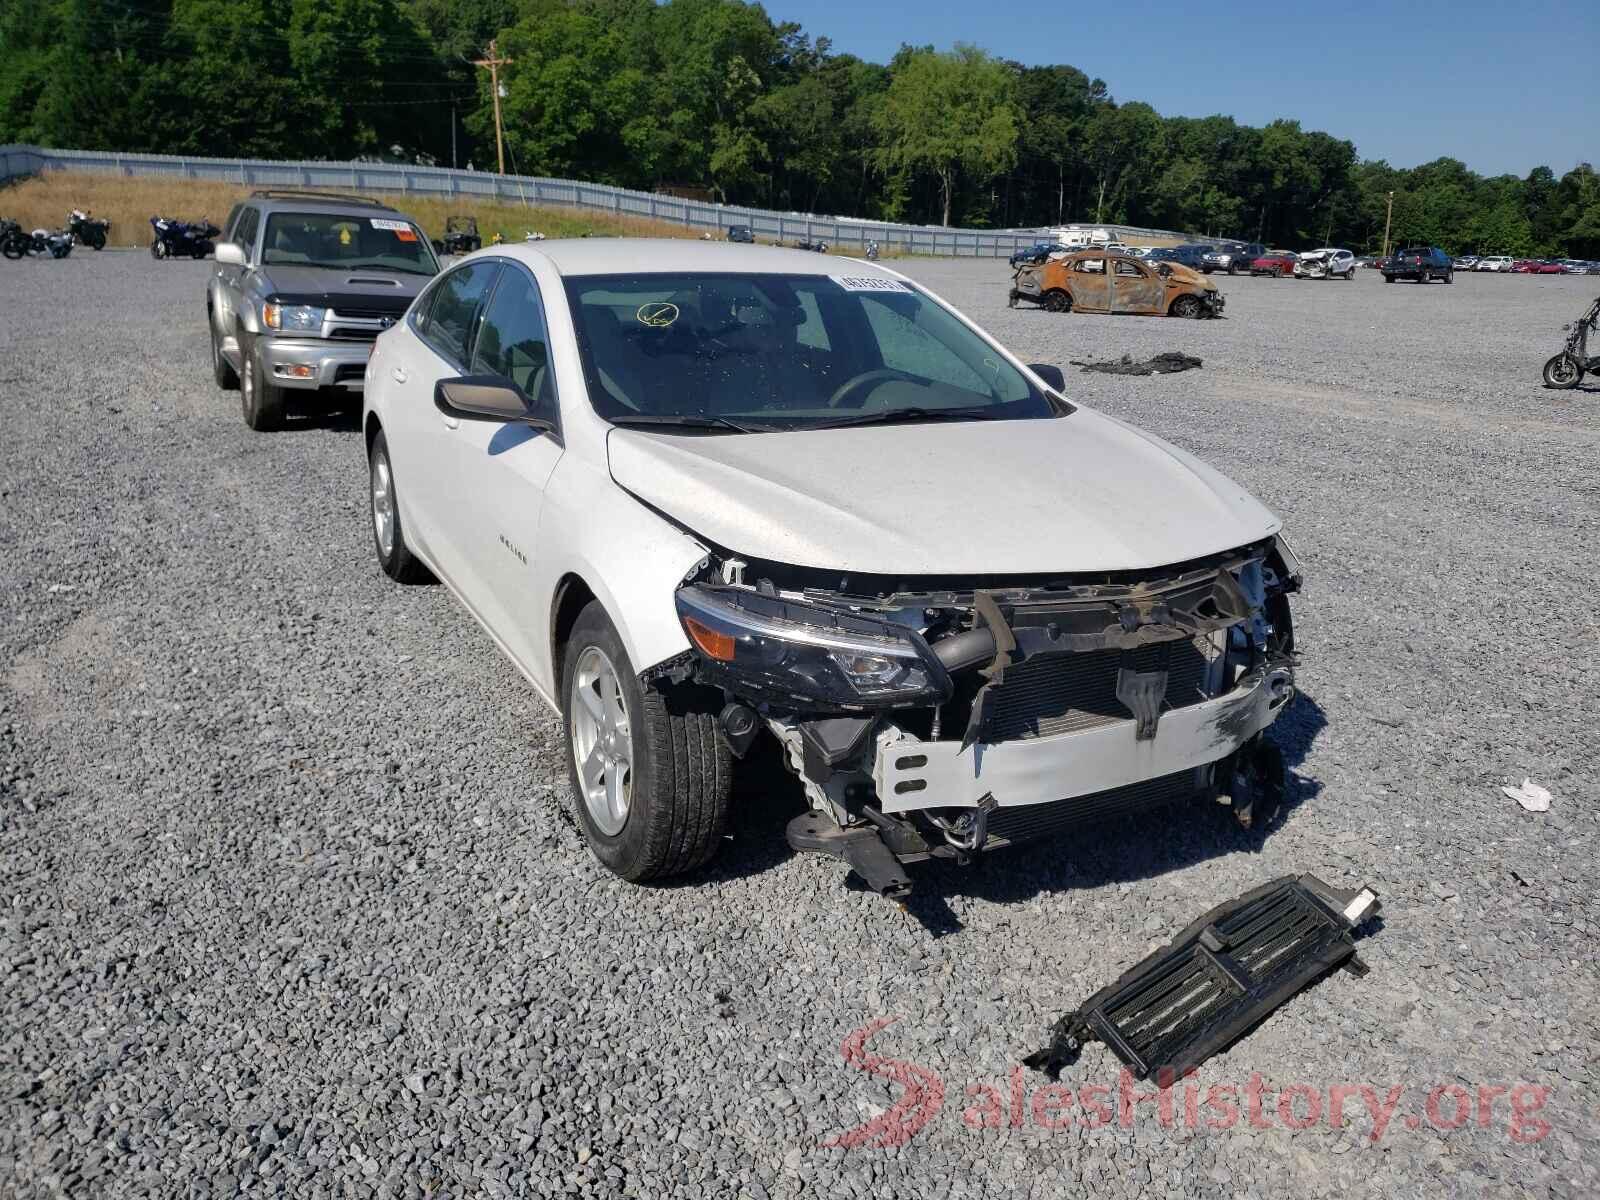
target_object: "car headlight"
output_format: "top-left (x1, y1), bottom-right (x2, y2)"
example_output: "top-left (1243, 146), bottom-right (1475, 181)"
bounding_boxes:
top-left (674, 585), bottom-right (951, 710)
top-left (263, 302), bottom-right (325, 332)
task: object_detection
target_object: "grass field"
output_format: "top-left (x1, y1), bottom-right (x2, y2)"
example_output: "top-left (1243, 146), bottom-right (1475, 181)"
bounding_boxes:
top-left (0, 171), bottom-right (708, 249)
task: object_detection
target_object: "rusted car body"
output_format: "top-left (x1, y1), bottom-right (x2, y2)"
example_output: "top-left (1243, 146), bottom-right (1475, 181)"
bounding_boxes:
top-left (1010, 251), bottom-right (1224, 318)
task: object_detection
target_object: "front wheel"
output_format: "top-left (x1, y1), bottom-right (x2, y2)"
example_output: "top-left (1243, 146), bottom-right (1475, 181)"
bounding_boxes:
top-left (1444, 270), bottom-right (1453, 284)
top-left (562, 602), bottom-right (730, 881)
top-left (1542, 353), bottom-right (1584, 389)
top-left (1383, 274), bottom-right (1394, 283)
top-left (150, 240), bottom-right (166, 260)
top-left (1170, 294), bottom-right (1204, 319)
top-left (238, 332), bottom-right (287, 431)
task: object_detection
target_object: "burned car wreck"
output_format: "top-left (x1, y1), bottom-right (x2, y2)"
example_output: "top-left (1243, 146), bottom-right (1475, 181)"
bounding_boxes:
top-left (653, 536), bottom-right (1300, 897)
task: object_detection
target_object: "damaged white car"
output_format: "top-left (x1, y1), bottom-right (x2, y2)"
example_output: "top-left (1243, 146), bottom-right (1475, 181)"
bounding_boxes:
top-left (363, 241), bottom-right (1301, 895)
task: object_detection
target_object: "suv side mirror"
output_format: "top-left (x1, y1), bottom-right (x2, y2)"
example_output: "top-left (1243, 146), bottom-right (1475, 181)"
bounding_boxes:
top-left (1028, 363), bottom-right (1066, 392)
top-left (215, 242), bottom-right (245, 266)
top-left (435, 376), bottom-right (557, 433)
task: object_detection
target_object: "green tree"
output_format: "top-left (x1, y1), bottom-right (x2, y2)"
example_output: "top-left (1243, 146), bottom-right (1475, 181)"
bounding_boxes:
top-left (875, 45), bottom-right (1019, 226)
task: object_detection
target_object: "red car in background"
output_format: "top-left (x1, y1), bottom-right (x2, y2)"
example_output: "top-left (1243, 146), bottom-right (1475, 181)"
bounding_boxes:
top-left (1532, 261), bottom-right (1567, 274)
top-left (1511, 260), bottom-right (1538, 272)
top-left (1250, 250), bottom-right (1298, 277)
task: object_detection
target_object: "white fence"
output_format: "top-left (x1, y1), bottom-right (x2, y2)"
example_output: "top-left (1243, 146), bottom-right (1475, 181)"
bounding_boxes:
top-left (1, 143), bottom-right (1215, 256)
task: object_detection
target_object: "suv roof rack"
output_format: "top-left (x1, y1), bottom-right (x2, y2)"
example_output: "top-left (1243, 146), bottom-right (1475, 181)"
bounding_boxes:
top-left (248, 189), bottom-right (395, 210)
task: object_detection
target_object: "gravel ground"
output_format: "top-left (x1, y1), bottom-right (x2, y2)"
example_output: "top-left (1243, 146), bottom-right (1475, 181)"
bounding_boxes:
top-left (2, 252), bottom-right (1597, 1199)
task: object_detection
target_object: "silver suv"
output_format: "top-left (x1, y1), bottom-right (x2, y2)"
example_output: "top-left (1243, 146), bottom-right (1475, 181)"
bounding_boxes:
top-left (207, 190), bottom-right (439, 430)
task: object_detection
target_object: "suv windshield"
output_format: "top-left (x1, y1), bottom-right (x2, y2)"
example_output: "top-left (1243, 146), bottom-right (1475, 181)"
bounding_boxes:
top-left (261, 211), bottom-right (437, 275)
top-left (563, 272), bottom-right (1057, 431)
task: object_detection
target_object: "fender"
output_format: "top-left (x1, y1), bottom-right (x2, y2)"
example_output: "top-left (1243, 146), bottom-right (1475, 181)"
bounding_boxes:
top-left (528, 453), bottom-right (707, 697)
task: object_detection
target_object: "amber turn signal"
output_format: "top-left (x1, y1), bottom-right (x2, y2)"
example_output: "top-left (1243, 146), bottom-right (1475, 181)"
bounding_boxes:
top-left (683, 617), bottom-right (736, 662)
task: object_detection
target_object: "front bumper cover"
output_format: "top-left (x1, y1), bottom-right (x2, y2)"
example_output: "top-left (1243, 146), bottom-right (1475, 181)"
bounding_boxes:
top-left (259, 337), bottom-right (373, 390)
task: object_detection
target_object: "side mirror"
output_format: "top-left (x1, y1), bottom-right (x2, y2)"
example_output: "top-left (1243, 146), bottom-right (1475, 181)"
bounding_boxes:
top-left (434, 376), bottom-right (557, 432)
top-left (214, 241), bottom-right (245, 266)
top-left (1028, 363), bottom-right (1066, 392)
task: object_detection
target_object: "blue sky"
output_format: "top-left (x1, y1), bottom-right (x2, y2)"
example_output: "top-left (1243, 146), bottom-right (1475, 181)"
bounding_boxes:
top-left (763, 0), bottom-right (1597, 177)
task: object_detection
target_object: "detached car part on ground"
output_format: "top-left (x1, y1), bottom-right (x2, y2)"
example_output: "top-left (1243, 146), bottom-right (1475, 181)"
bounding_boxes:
top-left (206, 190), bottom-right (439, 431)
top-left (362, 241), bottom-right (1294, 896)
top-left (1010, 251), bottom-right (1224, 319)
top-left (1027, 875), bottom-right (1380, 1080)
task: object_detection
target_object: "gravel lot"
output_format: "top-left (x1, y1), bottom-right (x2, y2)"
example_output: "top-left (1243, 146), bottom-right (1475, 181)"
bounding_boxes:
top-left (2, 252), bottom-right (1597, 1199)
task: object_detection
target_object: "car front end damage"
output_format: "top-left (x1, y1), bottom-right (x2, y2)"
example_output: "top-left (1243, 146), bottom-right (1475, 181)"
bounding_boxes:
top-left (652, 537), bottom-right (1301, 896)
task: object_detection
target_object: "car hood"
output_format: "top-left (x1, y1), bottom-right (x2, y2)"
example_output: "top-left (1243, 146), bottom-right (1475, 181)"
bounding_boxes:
top-left (1162, 263), bottom-right (1211, 288)
top-left (255, 264), bottom-right (431, 311)
top-left (607, 410), bottom-right (1280, 575)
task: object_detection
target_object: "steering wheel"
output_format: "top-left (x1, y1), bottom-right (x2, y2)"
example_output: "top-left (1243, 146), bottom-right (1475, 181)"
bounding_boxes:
top-left (826, 368), bottom-right (912, 409)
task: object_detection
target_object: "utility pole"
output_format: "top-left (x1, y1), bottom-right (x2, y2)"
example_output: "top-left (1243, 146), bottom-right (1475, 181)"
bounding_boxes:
top-left (1381, 190), bottom-right (1394, 258)
top-left (472, 39), bottom-right (512, 175)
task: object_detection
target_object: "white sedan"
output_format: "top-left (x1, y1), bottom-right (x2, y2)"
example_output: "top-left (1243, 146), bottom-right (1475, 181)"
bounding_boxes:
top-left (362, 240), bottom-right (1302, 895)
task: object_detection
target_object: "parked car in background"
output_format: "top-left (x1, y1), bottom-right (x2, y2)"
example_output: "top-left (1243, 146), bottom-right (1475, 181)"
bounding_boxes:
top-left (1009, 240), bottom-right (1058, 267)
top-left (1355, 255), bottom-right (1381, 269)
top-left (360, 239), bottom-right (1296, 889)
top-left (1476, 255), bottom-right (1514, 272)
top-left (1531, 260), bottom-right (1567, 274)
top-left (1382, 246), bottom-right (1453, 284)
top-left (725, 225), bottom-right (755, 244)
top-left (1201, 242), bottom-right (1265, 275)
top-left (1511, 260), bottom-right (1538, 273)
top-left (208, 190), bottom-right (440, 430)
top-left (1011, 250), bottom-right (1224, 317)
top-left (1453, 256), bottom-right (1480, 271)
top-left (1250, 250), bottom-right (1298, 277)
top-left (1294, 248), bottom-right (1357, 280)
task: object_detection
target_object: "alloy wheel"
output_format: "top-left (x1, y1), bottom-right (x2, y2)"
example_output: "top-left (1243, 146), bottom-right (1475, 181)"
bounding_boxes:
top-left (370, 449), bottom-right (396, 557)
top-left (570, 647), bottom-right (633, 836)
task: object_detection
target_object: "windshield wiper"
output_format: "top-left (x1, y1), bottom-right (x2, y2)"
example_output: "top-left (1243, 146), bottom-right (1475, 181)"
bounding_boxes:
top-left (607, 413), bottom-right (775, 434)
top-left (809, 406), bottom-right (1008, 431)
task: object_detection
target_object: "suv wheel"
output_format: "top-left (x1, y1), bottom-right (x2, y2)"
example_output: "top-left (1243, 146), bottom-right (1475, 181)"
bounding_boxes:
top-left (562, 602), bottom-right (730, 881)
top-left (368, 430), bottom-right (431, 582)
top-left (211, 319), bottom-right (239, 390)
top-left (238, 331), bottom-right (287, 431)
top-left (1444, 269), bottom-right (1454, 284)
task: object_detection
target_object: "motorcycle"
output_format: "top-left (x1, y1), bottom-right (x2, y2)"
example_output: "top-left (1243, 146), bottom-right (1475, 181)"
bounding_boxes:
top-left (67, 208), bottom-right (110, 250)
top-left (1542, 294), bottom-right (1600, 389)
top-left (150, 216), bottom-right (220, 260)
top-left (2, 223), bottom-right (73, 259)
top-left (865, 240), bottom-right (880, 261)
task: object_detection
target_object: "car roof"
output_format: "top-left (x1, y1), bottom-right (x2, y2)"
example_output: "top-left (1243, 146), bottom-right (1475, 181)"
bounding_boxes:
top-left (491, 237), bottom-right (907, 278)
top-left (249, 196), bottom-right (408, 221)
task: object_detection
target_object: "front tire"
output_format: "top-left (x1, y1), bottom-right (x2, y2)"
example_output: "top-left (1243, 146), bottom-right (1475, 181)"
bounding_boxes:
top-left (1170, 294), bottom-right (1204, 319)
top-left (562, 602), bottom-right (730, 882)
top-left (368, 430), bottom-right (431, 581)
top-left (1383, 274), bottom-right (1394, 283)
top-left (211, 318), bottom-right (239, 390)
top-left (1542, 353), bottom-right (1584, 389)
top-left (238, 332), bottom-right (287, 431)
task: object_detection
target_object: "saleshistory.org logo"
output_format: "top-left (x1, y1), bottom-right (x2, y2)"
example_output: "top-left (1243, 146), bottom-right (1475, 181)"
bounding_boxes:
top-left (823, 1019), bottom-right (1554, 1150)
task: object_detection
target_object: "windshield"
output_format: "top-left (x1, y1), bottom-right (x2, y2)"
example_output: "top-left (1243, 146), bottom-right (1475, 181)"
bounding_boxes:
top-left (562, 272), bottom-right (1057, 431)
top-left (261, 212), bottom-right (438, 275)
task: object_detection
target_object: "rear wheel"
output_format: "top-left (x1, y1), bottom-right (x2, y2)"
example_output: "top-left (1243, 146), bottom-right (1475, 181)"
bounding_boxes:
top-left (562, 602), bottom-right (731, 881)
top-left (1444, 269), bottom-right (1453, 284)
top-left (87, 229), bottom-right (105, 250)
top-left (1542, 353), bottom-right (1584, 389)
top-left (1170, 294), bottom-right (1204, 319)
top-left (238, 332), bottom-right (287, 431)
top-left (1042, 289), bottom-right (1071, 313)
top-left (1273, 266), bottom-right (1284, 278)
top-left (368, 430), bottom-right (431, 581)
top-left (1383, 274), bottom-right (1394, 283)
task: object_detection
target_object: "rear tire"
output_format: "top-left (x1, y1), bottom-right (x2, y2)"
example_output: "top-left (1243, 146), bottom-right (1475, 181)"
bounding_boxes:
top-left (238, 332), bottom-right (287, 431)
top-left (1042, 289), bottom-right (1071, 313)
top-left (562, 602), bottom-right (731, 881)
top-left (1383, 274), bottom-right (1394, 283)
top-left (1444, 269), bottom-right (1453, 284)
top-left (368, 430), bottom-right (432, 582)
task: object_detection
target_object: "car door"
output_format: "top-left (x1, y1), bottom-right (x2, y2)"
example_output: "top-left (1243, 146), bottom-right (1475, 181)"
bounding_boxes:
top-left (1110, 257), bottom-right (1164, 313)
top-left (447, 262), bottom-right (566, 667)
top-left (1068, 256), bottom-right (1110, 311)
top-left (381, 259), bottom-right (501, 582)
top-left (214, 205), bottom-right (258, 358)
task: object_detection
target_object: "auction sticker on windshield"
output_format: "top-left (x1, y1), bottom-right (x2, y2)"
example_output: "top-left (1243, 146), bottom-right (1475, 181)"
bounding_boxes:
top-left (832, 275), bottom-right (910, 293)
top-left (370, 218), bottom-right (411, 232)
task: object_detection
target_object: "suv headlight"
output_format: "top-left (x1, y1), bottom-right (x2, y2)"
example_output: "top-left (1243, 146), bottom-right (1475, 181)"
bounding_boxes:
top-left (674, 585), bottom-right (951, 710)
top-left (263, 302), bottom-right (325, 332)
